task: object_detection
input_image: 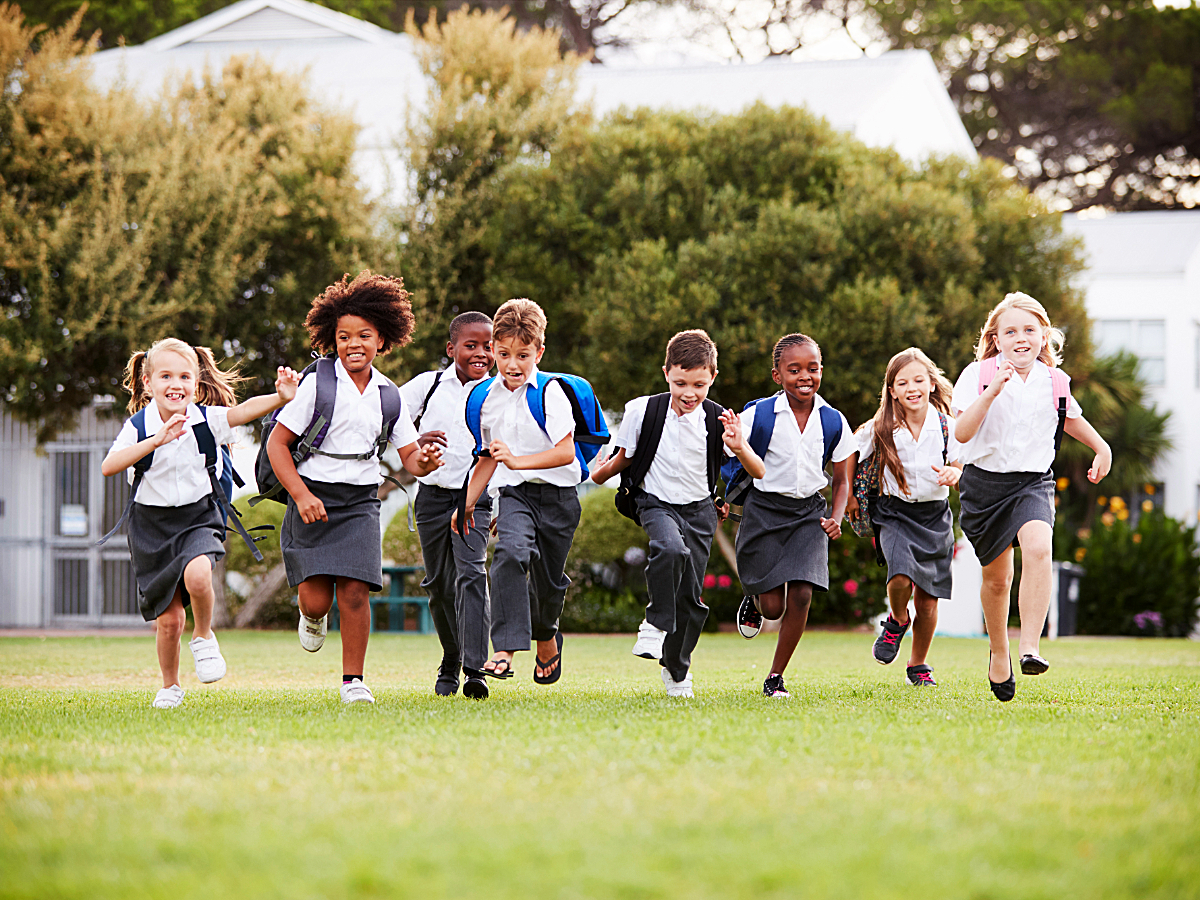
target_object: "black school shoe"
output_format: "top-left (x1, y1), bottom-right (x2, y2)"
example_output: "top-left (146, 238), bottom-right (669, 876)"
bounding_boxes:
top-left (872, 615), bottom-right (909, 665)
top-left (461, 669), bottom-right (489, 700)
top-left (1020, 653), bottom-right (1050, 675)
top-left (906, 664), bottom-right (936, 686)
top-left (737, 595), bottom-right (763, 639)
top-left (988, 652), bottom-right (1016, 702)
top-left (435, 659), bottom-right (461, 697)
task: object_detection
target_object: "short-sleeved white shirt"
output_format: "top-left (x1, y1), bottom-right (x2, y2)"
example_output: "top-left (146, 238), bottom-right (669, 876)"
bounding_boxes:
top-left (399, 369), bottom-right (490, 489)
top-left (950, 356), bottom-right (1081, 473)
top-left (731, 393), bottom-right (856, 499)
top-left (855, 405), bottom-right (961, 502)
top-left (614, 395), bottom-right (710, 505)
top-left (275, 359), bottom-right (419, 486)
top-left (479, 366), bottom-right (580, 490)
top-left (108, 402), bottom-right (234, 507)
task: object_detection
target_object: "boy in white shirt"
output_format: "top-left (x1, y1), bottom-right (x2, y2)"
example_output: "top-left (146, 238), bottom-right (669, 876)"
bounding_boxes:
top-left (453, 299), bottom-right (580, 685)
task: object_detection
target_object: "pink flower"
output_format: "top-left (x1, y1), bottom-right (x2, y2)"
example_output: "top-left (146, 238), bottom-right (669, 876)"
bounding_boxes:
top-left (703, 574), bottom-right (717, 588)
top-left (717, 575), bottom-right (732, 588)
top-left (843, 579), bottom-right (859, 596)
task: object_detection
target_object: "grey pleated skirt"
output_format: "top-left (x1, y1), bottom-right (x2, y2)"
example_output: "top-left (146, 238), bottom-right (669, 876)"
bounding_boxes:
top-left (129, 498), bottom-right (226, 622)
top-left (281, 479), bottom-right (383, 591)
top-left (958, 464), bottom-right (1055, 567)
top-left (734, 488), bottom-right (829, 594)
top-left (871, 496), bottom-right (954, 599)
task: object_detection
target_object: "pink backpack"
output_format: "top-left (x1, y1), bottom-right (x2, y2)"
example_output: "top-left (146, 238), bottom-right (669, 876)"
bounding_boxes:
top-left (977, 356), bottom-right (1071, 451)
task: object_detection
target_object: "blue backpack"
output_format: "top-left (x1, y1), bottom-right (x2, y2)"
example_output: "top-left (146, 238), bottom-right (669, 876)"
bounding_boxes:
top-left (721, 394), bottom-right (844, 517)
top-left (98, 406), bottom-right (272, 561)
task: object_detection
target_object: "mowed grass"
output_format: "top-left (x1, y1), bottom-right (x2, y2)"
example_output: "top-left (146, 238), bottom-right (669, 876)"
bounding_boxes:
top-left (1, 631), bottom-right (1198, 900)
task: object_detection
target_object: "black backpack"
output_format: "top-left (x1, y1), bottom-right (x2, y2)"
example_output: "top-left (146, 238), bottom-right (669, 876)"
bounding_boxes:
top-left (614, 394), bottom-right (725, 525)
top-left (249, 356), bottom-right (403, 506)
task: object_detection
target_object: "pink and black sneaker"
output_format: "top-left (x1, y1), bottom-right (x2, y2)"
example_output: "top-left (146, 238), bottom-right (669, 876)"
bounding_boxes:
top-left (906, 664), bottom-right (936, 686)
top-left (872, 615), bottom-right (909, 665)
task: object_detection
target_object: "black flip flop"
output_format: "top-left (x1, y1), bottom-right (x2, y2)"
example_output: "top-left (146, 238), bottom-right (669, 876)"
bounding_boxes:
top-left (533, 633), bottom-right (564, 685)
top-left (482, 657), bottom-right (514, 679)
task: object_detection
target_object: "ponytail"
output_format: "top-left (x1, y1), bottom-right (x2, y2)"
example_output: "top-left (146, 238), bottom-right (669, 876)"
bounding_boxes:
top-left (122, 351), bottom-right (151, 414)
top-left (194, 346), bottom-right (245, 408)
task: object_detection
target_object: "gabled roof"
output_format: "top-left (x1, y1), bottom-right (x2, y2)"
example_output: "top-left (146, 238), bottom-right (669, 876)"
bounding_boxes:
top-left (142, 0), bottom-right (391, 50)
top-left (1062, 210), bottom-right (1200, 277)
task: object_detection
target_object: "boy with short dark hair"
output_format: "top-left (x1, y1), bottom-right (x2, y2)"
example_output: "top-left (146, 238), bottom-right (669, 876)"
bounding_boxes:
top-left (591, 329), bottom-right (751, 698)
top-left (452, 298), bottom-right (580, 685)
top-left (399, 312), bottom-right (495, 699)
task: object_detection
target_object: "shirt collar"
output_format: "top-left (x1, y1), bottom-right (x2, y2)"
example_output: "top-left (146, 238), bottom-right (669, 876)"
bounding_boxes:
top-left (333, 356), bottom-right (386, 390)
top-left (996, 353), bottom-right (1048, 380)
top-left (772, 391), bottom-right (827, 414)
top-left (142, 402), bottom-right (201, 429)
top-left (667, 400), bottom-right (706, 423)
top-left (490, 364), bottom-right (541, 397)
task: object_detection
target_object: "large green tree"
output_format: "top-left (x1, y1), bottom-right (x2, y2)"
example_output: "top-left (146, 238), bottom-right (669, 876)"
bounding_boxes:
top-left (0, 6), bottom-right (380, 440)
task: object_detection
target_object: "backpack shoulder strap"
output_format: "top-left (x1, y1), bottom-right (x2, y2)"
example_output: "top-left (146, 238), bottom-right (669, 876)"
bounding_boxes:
top-left (376, 381), bottom-right (402, 458)
top-left (977, 356), bottom-right (999, 394)
top-left (703, 398), bottom-right (724, 494)
top-left (818, 405), bottom-right (843, 469)
top-left (1048, 366), bottom-right (1070, 452)
top-left (464, 376), bottom-right (497, 456)
top-left (293, 357), bottom-right (336, 460)
top-left (524, 372), bottom-right (553, 436)
top-left (191, 412), bottom-right (219, 472)
top-left (412, 369), bottom-right (444, 431)
top-left (937, 410), bottom-right (950, 464)
top-left (623, 394), bottom-right (670, 493)
top-left (747, 396), bottom-right (777, 460)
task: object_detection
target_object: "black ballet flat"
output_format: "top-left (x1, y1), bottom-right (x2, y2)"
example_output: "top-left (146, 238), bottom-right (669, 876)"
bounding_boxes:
top-left (989, 651), bottom-right (1016, 702)
top-left (1020, 653), bottom-right (1050, 676)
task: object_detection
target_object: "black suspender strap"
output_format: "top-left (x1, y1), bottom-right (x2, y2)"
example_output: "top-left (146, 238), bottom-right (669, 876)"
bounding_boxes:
top-left (412, 370), bottom-right (444, 431)
top-left (703, 398), bottom-right (724, 498)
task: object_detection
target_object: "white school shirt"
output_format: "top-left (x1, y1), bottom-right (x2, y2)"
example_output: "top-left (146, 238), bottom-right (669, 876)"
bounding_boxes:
top-left (855, 405), bottom-right (962, 502)
top-left (275, 359), bottom-right (420, 486)
top-left (731, 393), bottom-right (856, 499)
top-left (613, 395), bottom-right (710, 505)
top-left (479, 365), bottom-right (580, 490)
top-left (950, 356), bottom-right (1081, 474)
top-left (399, 369), bottom-right (490, 489)
top-left (108, 403), bottom-right (234, 507)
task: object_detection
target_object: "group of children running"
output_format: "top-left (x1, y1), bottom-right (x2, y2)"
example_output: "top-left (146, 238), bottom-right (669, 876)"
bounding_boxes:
top-left (102, 271), bottom-right (1112, 708)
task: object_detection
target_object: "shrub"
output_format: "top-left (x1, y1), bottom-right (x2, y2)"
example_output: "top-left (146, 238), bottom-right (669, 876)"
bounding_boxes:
top-left (223, 499), bottom-right (293, 628)
top-left (1074, 510), bottom-right (1199, 636)
top-left (562, 489), bottom-right (649, 632)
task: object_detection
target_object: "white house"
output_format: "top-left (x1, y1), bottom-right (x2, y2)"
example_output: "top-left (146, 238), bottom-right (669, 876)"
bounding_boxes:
top-left (1061, 211), bottom-right (1200, 528)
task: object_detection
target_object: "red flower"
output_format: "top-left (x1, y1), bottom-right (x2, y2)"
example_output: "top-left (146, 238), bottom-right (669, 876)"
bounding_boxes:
top-left (843, 579), bottom-right (859, 596)
top-left (717, 575), bottom-right (732, 588)
top-left (703, 574), bottom-right (717, 588)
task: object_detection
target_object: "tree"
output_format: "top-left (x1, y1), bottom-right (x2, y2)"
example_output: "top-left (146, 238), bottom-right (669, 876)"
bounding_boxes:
top-left (0, 6), bottom-right (381, 441)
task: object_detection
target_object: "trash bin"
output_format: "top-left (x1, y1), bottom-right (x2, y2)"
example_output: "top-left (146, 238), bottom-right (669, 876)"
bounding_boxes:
top-left (1052, 561), bottom-right (1084, 637)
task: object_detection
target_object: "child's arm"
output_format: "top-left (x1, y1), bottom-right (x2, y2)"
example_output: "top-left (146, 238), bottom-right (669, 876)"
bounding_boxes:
top-left (1064, 416), bottom-right (1112, 483)
top-left (955, 359), bottom-right (1015, 443)
top-left (450, 456), bottom-right (498, 536)
top-left (266, 422), bottom-right (327, 524)
top-left (590, 447), bottom-right (630, 485)
top-left (100, 414), bottom-right (189, 477)
top-left (721, 409), bottom-right (765, 479)
top-left (489, 434), bottom-right (575, 471)
top-left (397, 440), bottom-right (445, 477)
top-left (226, 367), bottom-right (301, 428)
top-left (844, 451), bottom-right (861, 524)
top-left (823, 457), bottom-right (852, 539)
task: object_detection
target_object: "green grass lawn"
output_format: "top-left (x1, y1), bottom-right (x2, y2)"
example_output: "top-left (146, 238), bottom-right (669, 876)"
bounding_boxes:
top-left (2, 630), bottom-right (1198, 900)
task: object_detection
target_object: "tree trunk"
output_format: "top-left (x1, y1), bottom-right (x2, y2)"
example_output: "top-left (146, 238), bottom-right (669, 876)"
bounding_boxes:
top-left (211, 551), bottom-right (231, 628)
top-left (233, 562), bottom-right (289, 628)
top-left (714, 522), bottom-right (738, 576)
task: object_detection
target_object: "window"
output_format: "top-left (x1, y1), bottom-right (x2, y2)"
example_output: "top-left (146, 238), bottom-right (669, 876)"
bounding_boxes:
top-left (1095, 319), bottom-right (1166, 385)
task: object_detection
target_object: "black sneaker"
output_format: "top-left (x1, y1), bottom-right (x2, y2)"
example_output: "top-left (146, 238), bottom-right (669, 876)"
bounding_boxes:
top-left (435, 659), bottom-right (461, 696)
top-left (906, 664), bottom-right (936, 686)
top-left (461, 670), bottom-right (489, 700)
top-left (763, 673), bottom-right (789, 698)
top-left (872, 615), bottom-right (909, 665)
top-left (737, 595), bottom-right (763, 639)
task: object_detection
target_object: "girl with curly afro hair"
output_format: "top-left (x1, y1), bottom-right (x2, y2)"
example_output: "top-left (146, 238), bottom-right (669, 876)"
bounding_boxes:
top-left (268, 271), bottom-right (445, 705)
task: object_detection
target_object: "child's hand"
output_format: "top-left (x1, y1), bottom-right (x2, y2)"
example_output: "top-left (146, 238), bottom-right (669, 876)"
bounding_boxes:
top-left (845, 494), bottom-right (861, 525)
top-left (489, 440), bottom-right (516, 469)
top-left (416, 441), bottom-right (444, 473)
top-left (417, 429), bottom-right (448, 449)
top-left (820, 516), bottom-right (842, 540)
top-left (932, 463), bottom-right (961, 487)
top-left (450, 503), bottom-right (475, 536)
top-left (1088, 448), bottom-right (1112, 484)
top-left (716, 501), bottom-right (730, 523)
top-left (719, 409), bottom-right (745, 452)
top-left (153, 413), bottom-right (189, 447)
top-left (985, 359), bottom-right (1016, 397)
top-left (275, 367), bottom-right (301, 402)
top-left (295, 490), bottom-right (328, 525)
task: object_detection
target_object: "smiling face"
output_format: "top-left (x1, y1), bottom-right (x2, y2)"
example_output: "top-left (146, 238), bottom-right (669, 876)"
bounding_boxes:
top-left (448, 321), bottom-right (494, 384)
top-left (335, 314), bottom-right (384, 374)
top-left (995, 307), bottom-right (1046, 372)
top-left (888, 359), bottom-right (931, 420)
top-left (662, 365), bottom-right (715, 416)
top-left (773, 342), bottom-right (822, 406)
top-left (494, 337), bottom-right (543, 390)
top-left (143, 349), bottom-right (197, 418)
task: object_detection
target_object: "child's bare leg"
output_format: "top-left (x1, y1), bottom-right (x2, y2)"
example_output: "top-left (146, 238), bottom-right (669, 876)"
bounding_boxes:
top-left (156, 593), bottom-right (187, 688)
top-left (757, 585), bottom-right (786, 620)
top-left (182, 555), bottom-right (215, 641)
top-left (298, 575), bottom-right (336, 619)
top-left (980, 548), bottom-right (1014, 682)
top-left (335, 577), bottom-right (371, 677)
top-left (769, 582), bottom-right (813, 676)
top-left (1015, 520), bottom-right (1053, 658)
top-left (886, 575), bottom-right (913, 624)
top-left (908, 588), bottom-right (938, 667)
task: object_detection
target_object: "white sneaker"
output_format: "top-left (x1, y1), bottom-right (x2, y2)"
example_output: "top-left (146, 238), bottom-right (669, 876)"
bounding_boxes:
top-left (189, 635), bottom-right (227, 683)
top-left (152, 684), bottom-right (185, 709)
top-left (632, 620), bottom-right (667, 660)
top-left (661, 667), bottom-right (694, 698)
top-left (298, 612), bottom-right (327, 652)
top-left (340, 678), bottom-right (375, 704)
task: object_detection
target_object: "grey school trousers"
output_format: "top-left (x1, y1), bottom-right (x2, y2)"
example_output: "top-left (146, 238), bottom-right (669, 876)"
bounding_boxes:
top-left (636, 492), bottom-right (718, 683)
top-left (490, 482), bottom-right (581, 652)
top-left (414, 484), bottom-right (492, 672)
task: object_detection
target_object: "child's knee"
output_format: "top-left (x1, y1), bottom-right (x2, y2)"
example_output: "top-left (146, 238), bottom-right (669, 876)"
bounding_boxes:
top-left (648, 538), bottom-right (689, 567)
top-left (182, 557), bottom-right (214, 597)
top-left (336, 580), bottom-right (370, 611)
top-left (888, 574), bottom-right (913, 595)
top-left (914, 596), bottom-right (938, 619)
top-left (981, 565), bottom-right (1013, 592)
top-left (158, 606), bottom-right (186, 640)
top-left (758, 592), bottom-right (785, 619)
